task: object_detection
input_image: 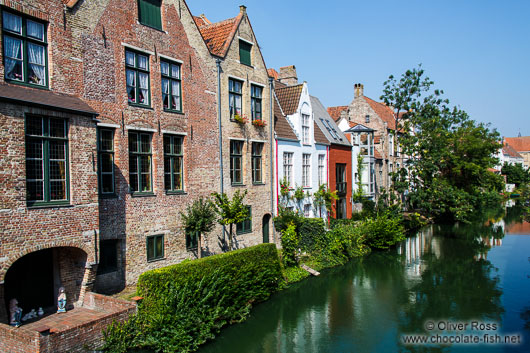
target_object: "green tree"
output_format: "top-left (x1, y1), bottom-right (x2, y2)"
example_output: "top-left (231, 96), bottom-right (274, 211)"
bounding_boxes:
top-left (212, 190), bottom-right (250, 251)
top-left (501, 162), bottom-right (530, 187)
top-left (381, 66), bottom-right (503, 222)
top-left (180, 197), bottom-right (217, 258)
top-left (313, 183), bottom-right (338, 218)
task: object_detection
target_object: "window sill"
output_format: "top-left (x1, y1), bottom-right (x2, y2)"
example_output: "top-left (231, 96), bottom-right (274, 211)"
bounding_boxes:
top-left (240, 62), bottom-right (254, 69)
top-left (137, 21), bottom-right (166, 34)
top-left (186, 247), bottom-right (198, 252)
top-left (131, 192), bottom-right (156, 198)
top-left (5, 79), bottom-right (49, 90)
top-left (128, 102), bottom-right (153, 110)
top-left (147, 257), bottom-right (165, 263)
top-left (236, 230), bottom-right (252, 235)
top-left (163, 109), bottom-right (184, 115)
top-left (252, 182), bottom-right (266, 186)
top-left (99, 193), bottom-right (118, 199)
top-left (231, 183), bottom-right (246, 187)
top-left (27, 201), bottom-right (71, 209)
top-left (166, 190), bottom-right (187, 196)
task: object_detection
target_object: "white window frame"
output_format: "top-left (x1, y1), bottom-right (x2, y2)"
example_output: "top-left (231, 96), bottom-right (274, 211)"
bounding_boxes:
top-left (283, 152), bottom-right (293, 186)
top-left (302, 114), bottom-right (310, 145)
top-left (302, 153), bottom-right (311, 187)
top-left (318, 154), bottom-right (325, 185)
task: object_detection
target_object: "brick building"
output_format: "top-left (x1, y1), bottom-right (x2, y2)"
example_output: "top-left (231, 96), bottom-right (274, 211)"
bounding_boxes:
top-left (193, 6), bottom-right (275, 246)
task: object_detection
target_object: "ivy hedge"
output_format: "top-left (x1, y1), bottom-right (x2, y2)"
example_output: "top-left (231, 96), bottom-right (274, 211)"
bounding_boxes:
top-left (103, 244), bottom-right (284, 353)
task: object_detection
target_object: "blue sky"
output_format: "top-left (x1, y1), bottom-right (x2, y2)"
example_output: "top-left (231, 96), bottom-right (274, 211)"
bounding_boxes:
top-left (187, 0), bottom-right (530, 138)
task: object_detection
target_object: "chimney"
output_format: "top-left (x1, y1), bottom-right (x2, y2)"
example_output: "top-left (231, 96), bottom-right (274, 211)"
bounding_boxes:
top-left (354, 83), bottom-right (364, 98)
top-left (239, 5), bottom-right (246, 13)
top-left (278, 65), bottom-right (298, 86)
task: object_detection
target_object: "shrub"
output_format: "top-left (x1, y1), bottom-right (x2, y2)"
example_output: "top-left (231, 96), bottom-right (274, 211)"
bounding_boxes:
top-left (361, 211), bottom-right (406, 249)
top-left (103, 244), bottom-right (284, 353)
top-left (297, 218), bottom-right (327, 252)
top-left (281, 223), bottom-right (298, 267)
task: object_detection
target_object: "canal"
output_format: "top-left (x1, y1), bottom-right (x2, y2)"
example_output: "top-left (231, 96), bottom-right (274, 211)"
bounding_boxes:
top-left (199, 206), bottom-right (530, 352)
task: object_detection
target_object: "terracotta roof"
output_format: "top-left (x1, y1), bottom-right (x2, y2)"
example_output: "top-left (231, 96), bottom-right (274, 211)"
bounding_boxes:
top-left (503, 143), bottom-right (523, 158)
top-left (196, 15), bottom-right (242, 57)
top-left (505, 137), bottom-right (530, 152)
top-left (275, 84), bottom-right (303, 116)
top-left (274, 95), bottom-right (297, 141)
top-left (327, 106), bottom-right (348, 122)
top-left (193, 14), bottom-right (212, 27)
top-left (314, 121), bottom-right (329, 145)
top-left (0, 84), bottom-right (97, 116)
top-left (362, 96), bottom-right (397, 130)
top-left (267, 68), bottom-right (279, 80)
top-left (349, 121), bottom-right (358, 128)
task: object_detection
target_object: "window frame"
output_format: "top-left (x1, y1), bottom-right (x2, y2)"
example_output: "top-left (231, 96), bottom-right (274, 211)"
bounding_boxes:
top-left (230, 140), bottom-right (243, 185)
top-left (2, 9), bottom-right (48, 88)
top-left (97, 239), bottom-right (119, 274)
top-left (252, 142), bottom-right (263, 184)
top-left (283, 152), bottom-right (293, 187)
top-left (97, 128), bottom-right (115, 196)
top-left (146, 234), bottom-right (164, 262)
top-left (161, 59), bottom-right (182, 113)
top-left (137, 0), bottom-right (162, 31)
top-left (239, 39), bottom-right (252, 66)
top-left (163, 134), bottom-right (184, 193)
top-left (302, 114), bottom-right (310, 145)
top-left (128, 131), bottom-right (153, 194)
top-left (318, 154), bottom-right (325, 185)
top-left (229, 78), bottom-right (243, 120)
top-left (25, 115), bottom-right (69, 206)
top-left (251, 84), bottom-right (262, 121)
top-left (186, 231), bottom-right (198, 251)
top-left (302, 153), bottom-right (311, 187)
top-left (236, 206), bottom-right (252, 234)
top-left (125, 49), bottom-right (151, 107)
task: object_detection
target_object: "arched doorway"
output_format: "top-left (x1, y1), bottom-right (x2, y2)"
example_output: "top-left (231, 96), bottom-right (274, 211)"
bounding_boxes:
top-left (262, 214), bottom-right (271, 243)
top-left (4, 247), bottom-right (88, 317)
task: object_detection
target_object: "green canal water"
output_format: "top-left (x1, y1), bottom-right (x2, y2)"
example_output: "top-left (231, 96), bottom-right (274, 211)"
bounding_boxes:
top-left (199, 207), bottom-right (530, 353)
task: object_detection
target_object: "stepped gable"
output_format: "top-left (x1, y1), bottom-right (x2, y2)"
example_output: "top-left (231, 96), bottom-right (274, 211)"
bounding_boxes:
top-left (275, 84), bottom-right (303, 116)
top-left (327, 105), bottom-right (348, 122)
top-left (195, 14), bottom-right (243, 57)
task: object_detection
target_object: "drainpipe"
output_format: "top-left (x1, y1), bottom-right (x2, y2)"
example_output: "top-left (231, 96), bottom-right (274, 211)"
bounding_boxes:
top-left (216, 59), bottom-right (226, 244)
top-left (269, 77), bottom-right (275, 241)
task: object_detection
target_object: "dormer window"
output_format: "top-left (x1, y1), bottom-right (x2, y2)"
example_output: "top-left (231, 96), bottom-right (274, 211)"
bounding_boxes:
top-left (2, 10), bottom-right (47, 87)
top-left (239, 39), bottom-right (252, 66)
top-left (138, 0), bottom-right (162, 30)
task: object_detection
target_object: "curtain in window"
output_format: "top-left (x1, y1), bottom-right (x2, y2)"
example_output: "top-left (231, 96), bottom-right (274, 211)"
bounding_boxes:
top-left (28, 43), bottom-right (45, 85)
top-left (138, 72), bottom-right (149, 105)
top-left (126, 70), bottom-right (136, 102)
top-left (3, 12), bottom-right (21, 33)
top-left (27, 20), bottom-right (44, 40)
top-left (4, 36), bottom-right (22, 80)
top-left (162, 78), bottom-right (169, 108)
top-left (171, 81), bottom-right (180, 110)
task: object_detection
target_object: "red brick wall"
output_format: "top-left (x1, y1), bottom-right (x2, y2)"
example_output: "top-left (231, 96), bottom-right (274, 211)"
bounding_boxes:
top-left (329, 144), bottom-right (352, 218)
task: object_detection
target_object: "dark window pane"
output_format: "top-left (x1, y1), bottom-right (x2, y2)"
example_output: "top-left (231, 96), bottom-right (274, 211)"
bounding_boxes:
top-left (101, 174), bottom-right (113, 193)
top-left (26, 117), bottom-right (43, 136)
top-left (147, 237), bottom-right (155, 260)
top-left (50, 180), bottom-right (66, 200)
top-left (49, 140), bottom-right (65, 160)
top-left (129, 133), bottom-right (138, 152)
top-left (49, 119), bottom-right (66, 138)
top-left (26, 139), bottom-right (43, 159)
top-left (27, 181), bottom-right (43, 201)
top-left (100, 153), bottom-right (113, 173)
top-left (26, 159), bottom-right (43, 180)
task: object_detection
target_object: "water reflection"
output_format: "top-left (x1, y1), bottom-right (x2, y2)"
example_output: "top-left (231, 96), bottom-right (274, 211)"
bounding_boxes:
top-left (199, 208), bottom-right (530, 353)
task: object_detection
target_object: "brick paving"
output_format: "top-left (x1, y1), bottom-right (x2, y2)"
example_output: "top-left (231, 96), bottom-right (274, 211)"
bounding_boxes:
top-left (22, 308), bottom-right (109, 333)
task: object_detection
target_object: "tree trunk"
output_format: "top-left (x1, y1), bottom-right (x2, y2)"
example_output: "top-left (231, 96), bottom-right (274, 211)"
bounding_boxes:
top-left (198, 233), bottom-right (202, 259)
top-left (228, 224), bottom-right (233, 251)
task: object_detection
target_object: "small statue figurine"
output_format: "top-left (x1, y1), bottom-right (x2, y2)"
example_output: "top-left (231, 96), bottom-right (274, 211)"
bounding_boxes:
top-left (38, 307), bottom-right (44, 316)
top-left (57, 287), bottom-right (67, 313)
top-left (9, 298), bottom-right (22, 327)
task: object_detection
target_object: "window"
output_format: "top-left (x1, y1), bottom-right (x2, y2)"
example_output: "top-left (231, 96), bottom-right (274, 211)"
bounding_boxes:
top-left (98, 128), bottom-right (115, 195)
top-left (236, 206), bottom-right (252, 234)
top-left (2, 10), bottom-right (47, 87)
top-left (336, 163), bottom-right (346, 196)
top-left (164, 135), bottom-right (183, 192)
top-left (365, 115), bottom-right (370, 123)
top-left (186, 231), bottom-right (198, 250)
top-left (302, 153), bottom-right (311, 187)
top-left (129, 131), bottom-right (152, 193)
top-left (125, 49), bottom-right (150, 106)
top-left (283, 152), bottom-right (293, 186)
top-left (318, 154), bottom-right (325, 185)
top-left (239, 40), bottom-right (252, 66)
top-left (98, 240), bottom-right (118, 274)
top-left (146, 234), bottom-right (164, 261)
top-left (251, 85), bottom-right (262, 121)
top-left (336, 198), bottom-right (347, 219)
top-left (229, 78), bottom-right (242, 119)
top-left (25, 116), bottom-right (68, 205)
top-left (252, 142), bottom-right (263, 184)
top-left (388, 163), bottom-right (393, 187)
top-left (230, 140), bottom-right (243, 185)
top-left (304, 204), bottom-right (311, 218)
top-left (137, 0), bottom-right (162, 30)
top-left (161, 60), bottom-right (181, 112)
top-left (302, 114), bottom-right (310, 144)
top-left (389, 133), bottom-right (394, 157)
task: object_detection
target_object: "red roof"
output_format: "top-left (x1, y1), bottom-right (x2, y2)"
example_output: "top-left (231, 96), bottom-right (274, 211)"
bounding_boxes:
top-left (327, 106), bottom-right (348, 122)
top-left (193, 14), bottom-right (212, 27)
top-left (503, 142), bottom-right (523, 158)
top-left (274, 96), bottom-right (298, 141)
top-left (267, 68), bottom-right (279, 80)
top-left (505, 136), bottom-right (530, 152)
top-left (196, 15), bottom-right (242, 57)
top-left (275, 84), bottom-right (303, 116)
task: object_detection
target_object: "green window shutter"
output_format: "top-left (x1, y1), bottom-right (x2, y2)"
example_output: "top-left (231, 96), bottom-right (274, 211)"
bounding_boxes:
top-left (138, 0), bottom-right (162, 30)
top-left (239, 40), bottom-right (252, 66)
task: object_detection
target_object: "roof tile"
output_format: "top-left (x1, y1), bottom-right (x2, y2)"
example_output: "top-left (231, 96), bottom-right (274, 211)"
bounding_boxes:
top-left (275, 84), bottom-right (303, 116)
top-left (505, 137), bottom-right (530, 152)
top-left (362, 96), bottom-right (397, 130)
top-left (274, 96), bottom-right (297, 141)
top-left (327, 106), bottom-right (348, 122)
top-left (196, 15), bottom-right (242, 57)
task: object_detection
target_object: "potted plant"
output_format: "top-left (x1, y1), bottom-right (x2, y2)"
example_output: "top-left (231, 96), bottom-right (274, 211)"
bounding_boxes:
top-left (252, 119), bottom-right (267, 127)
top-left (233, 113), bottom-right (248, 124)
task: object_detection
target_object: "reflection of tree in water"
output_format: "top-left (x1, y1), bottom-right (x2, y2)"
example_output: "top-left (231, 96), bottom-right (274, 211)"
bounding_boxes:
top-left (397, 221), bottom-right (505, 352)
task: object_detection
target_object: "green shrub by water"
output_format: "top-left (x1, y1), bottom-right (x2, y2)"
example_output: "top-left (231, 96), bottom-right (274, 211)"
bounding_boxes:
top-left (103, 244), bottom-right (284, 353)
